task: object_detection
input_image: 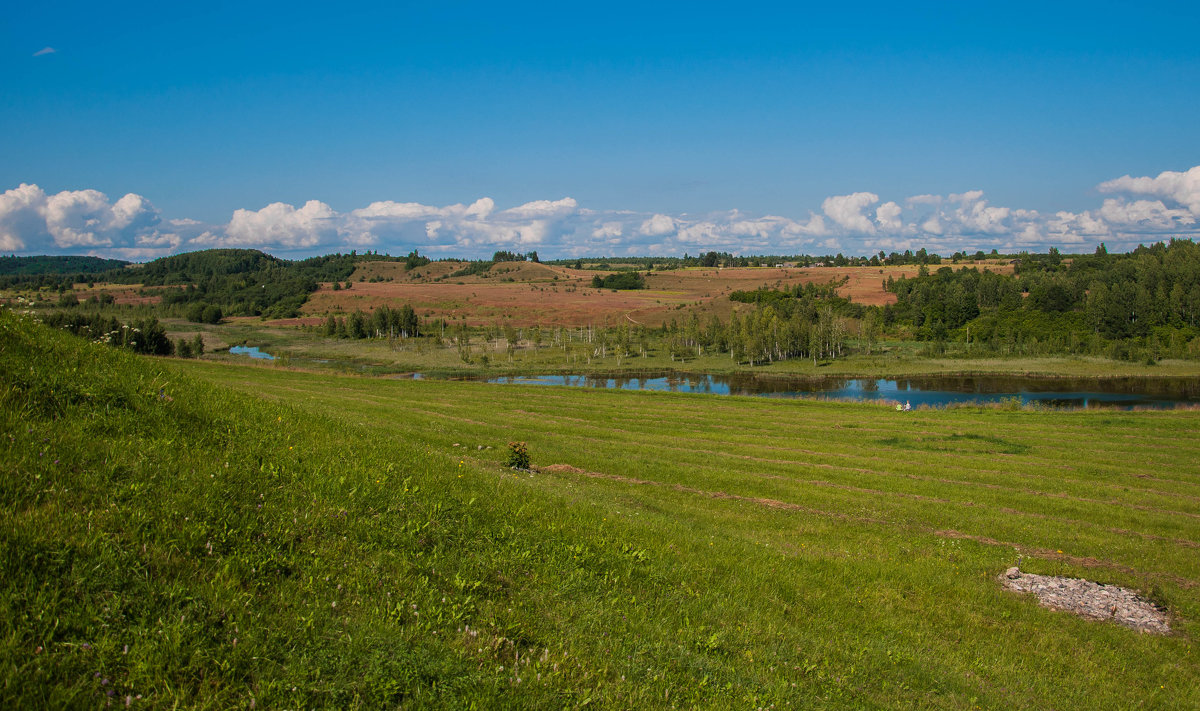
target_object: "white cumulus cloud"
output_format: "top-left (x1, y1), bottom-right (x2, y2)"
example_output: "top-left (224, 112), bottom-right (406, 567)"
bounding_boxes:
top-left (350, 201), bottom-right (442, 220)
top-left (1097, 198), bottom-right (1194, 229)
top-left (0, 183), bottom-right (161, 252)
top-left (0, 184), bottom-right (45, 251)
top-left (822, 192), bottom-right (879, 233)
top-left (948, 191), bottom-right (1011, 234)
top-left (220, 200), bottom-right (338, 249)
top-left (875, 201), bottom-right (902, 231)
top-left (639, 214), bottom-right (677, 237)
top-left (499, 197), bottom-right (577, 219)
top-left (1099, 165), bottom-right (1200, 216)
top-left (592, 221), bottom-right (623, 239)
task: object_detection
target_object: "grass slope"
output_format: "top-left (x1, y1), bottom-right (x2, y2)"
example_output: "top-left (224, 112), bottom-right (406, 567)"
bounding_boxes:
top-left (3, 310), bottom-right (1198, 708)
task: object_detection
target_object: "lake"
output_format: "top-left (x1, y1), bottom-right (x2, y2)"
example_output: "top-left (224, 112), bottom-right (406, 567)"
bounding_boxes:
top-left (470, 372), bottom-right (1200, 410)
top-left (228, 345), bottom-right (275, 360)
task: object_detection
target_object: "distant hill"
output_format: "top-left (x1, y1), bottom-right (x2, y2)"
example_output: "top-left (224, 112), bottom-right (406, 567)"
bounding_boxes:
top-left (102, 248), bottom-right (402, 319)
top-left (0, 255), bottom-right (129, 276)
top-left (0, 248), bottom-right (409, 319)
top-left (116, 248), bottom-right (286, 285)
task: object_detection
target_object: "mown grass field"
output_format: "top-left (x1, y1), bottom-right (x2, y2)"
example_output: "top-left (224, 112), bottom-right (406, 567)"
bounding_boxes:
top-left (2, 310), bottom-right (1198, 708)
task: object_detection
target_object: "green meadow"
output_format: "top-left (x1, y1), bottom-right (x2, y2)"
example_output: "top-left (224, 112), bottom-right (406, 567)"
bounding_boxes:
top-left (2, 309), bottom-right (1198, 708)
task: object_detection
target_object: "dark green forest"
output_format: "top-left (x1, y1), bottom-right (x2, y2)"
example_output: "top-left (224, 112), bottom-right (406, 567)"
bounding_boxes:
top-left (590, 271), bottom-right (646, 290)
top-left (0, 256), bottom-right (130, 290)
top-left (883, 240), bottom-right (1200, 359)
top-left (0, 255), bottom-right (129, 277)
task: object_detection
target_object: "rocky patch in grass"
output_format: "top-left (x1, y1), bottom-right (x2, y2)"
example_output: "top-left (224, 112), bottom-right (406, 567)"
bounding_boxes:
top-left (1001, 567), bottom-right (1170, 634)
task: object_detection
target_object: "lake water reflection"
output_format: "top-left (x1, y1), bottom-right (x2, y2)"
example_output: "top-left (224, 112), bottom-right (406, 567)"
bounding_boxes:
top-left (477, 372), bottom-right (1200, 410)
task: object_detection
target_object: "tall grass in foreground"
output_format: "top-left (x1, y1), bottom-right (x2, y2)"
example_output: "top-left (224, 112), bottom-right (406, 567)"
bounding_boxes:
top-left (2, 310), bottom-right (1198, 708)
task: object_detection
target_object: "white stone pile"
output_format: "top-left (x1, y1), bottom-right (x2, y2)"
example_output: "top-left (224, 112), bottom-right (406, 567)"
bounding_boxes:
top-left (1001, 567), bottom-right (1170, 634)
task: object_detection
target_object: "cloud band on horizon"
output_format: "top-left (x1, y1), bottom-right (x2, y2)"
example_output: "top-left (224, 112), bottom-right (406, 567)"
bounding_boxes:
top-left (2, 166), bottom-right (1199, 262)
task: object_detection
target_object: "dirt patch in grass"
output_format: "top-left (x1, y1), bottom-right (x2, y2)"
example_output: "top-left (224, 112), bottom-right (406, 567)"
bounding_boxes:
top-left (538, 464), bottom-right (587, 474)
top-left (1000, 567), bottom-right (1171, 633)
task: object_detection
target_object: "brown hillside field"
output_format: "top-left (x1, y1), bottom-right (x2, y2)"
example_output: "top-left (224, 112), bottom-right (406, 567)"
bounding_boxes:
top-left (350, 260), bottom-right (467, 283)
top-left (298, 261), bottom-right (1014, 328)
top-left (351, 260), bottom-right (569, 284)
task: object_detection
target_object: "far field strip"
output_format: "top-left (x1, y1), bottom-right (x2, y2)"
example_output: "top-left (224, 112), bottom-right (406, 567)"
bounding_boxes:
top-left (405, 393), bottom-right (1200, 513)
top-left (459, 384), bottom-right (1200, 464)
top-left (210, 365), bottom-right (1200, 514)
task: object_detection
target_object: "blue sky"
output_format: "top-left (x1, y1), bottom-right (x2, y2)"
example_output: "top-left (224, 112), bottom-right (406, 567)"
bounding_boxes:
top-left (3, 2), bottom-right (1199, 260)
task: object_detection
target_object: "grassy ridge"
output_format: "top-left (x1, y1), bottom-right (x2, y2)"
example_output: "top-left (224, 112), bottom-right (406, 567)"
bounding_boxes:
top-left (3, 310), bottom-right (1199, 708)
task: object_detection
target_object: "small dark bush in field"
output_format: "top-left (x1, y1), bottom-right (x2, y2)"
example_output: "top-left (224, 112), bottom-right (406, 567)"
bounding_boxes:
top-left (506, 441), bottom-right (530, 470)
